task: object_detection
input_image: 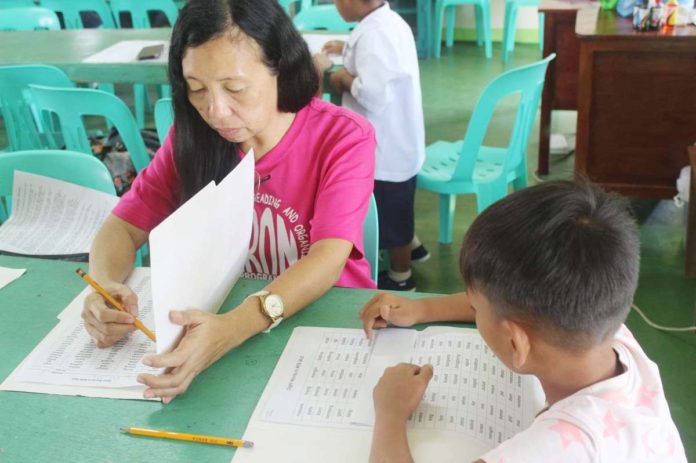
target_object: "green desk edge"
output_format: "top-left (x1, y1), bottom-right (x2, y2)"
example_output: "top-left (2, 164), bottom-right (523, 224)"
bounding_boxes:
top-left (0, 255), bottom-right (443, 462)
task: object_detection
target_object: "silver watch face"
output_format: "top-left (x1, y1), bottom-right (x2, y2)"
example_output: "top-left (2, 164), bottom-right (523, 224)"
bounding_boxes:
top-left (265, 295), bottom-right (284, 318)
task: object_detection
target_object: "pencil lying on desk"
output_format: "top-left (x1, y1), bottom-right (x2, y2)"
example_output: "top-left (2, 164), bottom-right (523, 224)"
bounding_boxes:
top-left (121, 427), bottom-right (254, 448)
top-left (75, 268), bottom-right (156, 343)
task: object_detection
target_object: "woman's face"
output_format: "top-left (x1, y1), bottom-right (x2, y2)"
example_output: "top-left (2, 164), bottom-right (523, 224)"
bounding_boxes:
top-left (182, 31), bottom-right (279, 146)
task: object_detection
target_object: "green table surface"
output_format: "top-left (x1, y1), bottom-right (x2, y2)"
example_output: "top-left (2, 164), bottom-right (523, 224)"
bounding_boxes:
top-left (0, 255), bottom-right (440, 462)
top-left (0, 29), bottom-right (171, 85)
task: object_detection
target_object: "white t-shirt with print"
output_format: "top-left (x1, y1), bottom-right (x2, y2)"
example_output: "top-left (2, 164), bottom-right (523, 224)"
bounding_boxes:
top-left (480, 325), bottom-right (686, 463)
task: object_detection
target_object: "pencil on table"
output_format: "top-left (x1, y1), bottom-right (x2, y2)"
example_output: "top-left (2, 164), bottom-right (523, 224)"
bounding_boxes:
top-left (121, 427), bottom-right (254, 448)
top-left (75, 268), bottom-right (156, 343)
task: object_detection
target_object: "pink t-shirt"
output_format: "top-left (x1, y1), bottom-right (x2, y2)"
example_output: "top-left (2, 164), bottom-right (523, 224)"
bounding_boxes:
top-left (480, 325), bottom-right (687, 463)
top-left (113, 98), bottom-right (376, 289)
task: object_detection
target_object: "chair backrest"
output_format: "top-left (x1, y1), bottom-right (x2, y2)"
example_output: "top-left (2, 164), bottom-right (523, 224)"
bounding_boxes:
top-left (28, 85), bottom-right (151, 172)
top-left (278, 0), bottom-right (313, 15)
top-left (0, 7), bottom-right (61, 30)
top-left (40, 0), bottom-right (116, 29)
top-left (0, 0), bottom-right (36, 7)
top-left (363, 194), bottom-right (379, 282)
top-left (293, 5), bottom-right (356, 31)
top-left (154, 97), bottom-right (173, 144)
top-left (0, 64), bottom-right (74, 151)
top-left (110, 0), bottom-right (178, 28)
top-left (0, 149), bottom-right (116, 219)
top-left (452, 54), bottom-right (556, 182)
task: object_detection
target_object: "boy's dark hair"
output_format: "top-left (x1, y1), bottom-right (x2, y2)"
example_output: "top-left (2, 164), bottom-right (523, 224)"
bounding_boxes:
top-left (168, 0), bottom-right (319, 203)
top-left (460, 180), bottom-right (640, 350)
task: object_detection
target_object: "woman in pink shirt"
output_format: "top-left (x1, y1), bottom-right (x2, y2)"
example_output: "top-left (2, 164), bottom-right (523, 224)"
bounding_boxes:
top-left (81, 0), bottom-right (376, 403)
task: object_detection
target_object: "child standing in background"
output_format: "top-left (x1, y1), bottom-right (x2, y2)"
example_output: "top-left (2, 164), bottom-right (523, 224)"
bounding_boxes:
top-left (317, 0), bottom-right (425, 291)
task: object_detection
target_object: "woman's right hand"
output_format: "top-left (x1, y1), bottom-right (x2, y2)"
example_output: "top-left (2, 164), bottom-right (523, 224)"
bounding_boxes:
top-left (359, 293), bottom-right (425, 340)
top-left (82, 282), bottom-right (139, 347)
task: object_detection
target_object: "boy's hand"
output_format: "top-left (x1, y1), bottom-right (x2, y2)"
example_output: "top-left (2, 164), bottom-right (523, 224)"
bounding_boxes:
top-left (374, 363), bottom-right (433, 423)
top-left (359, 293), bottom-right (424, 339)
top-left (328, 68), bottom-right (354, 94)
top-left (312, 52), bottom-right (334, 74)
top-left (322, 40), bottom-right (345, 55)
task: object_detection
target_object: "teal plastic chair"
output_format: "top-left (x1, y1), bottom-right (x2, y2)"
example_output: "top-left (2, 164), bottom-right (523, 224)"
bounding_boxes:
top-left (40, 0), bottom-right (116, 29)
top-left (417, 54), bottom-right (555, 244)
top-left (293, 5), bottom-right (356, 31)
top-left (433, 0), bottom-right (492, 59)
top-left (28, 85), bottom-right (151, 173)
top-left (0, 149), bottom-right (115, 221)
top-left (502, 0), bottom-right (544, 63)
top-left (0, 0), bottom-right (36, 7)
top-left (0, 65), bottom-right (74, 151)
top-left (0, 149), bottom-right (144, 265)
top-left (0, 7), bottom-right (61, 30)
top-left (109, 0), bottom-right (178, 28)
top-left (363, 194), bottom-right (379, 283)
top-left (154, 97), bottom-right (173, 144)
top-left (279, 0), bottom-right (308, 15)
top-left (109, 0), bottom-right (177, 129)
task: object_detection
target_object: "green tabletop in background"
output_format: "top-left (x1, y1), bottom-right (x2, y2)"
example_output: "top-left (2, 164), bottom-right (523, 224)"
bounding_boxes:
top-left (0, 255), bottom-right (440, 462)
top-left (0, 29), bottom-right (171, 85)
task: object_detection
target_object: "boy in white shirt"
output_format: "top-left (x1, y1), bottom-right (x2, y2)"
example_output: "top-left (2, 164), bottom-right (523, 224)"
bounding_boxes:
top-left (316, 0), bottom-right (425, 291)
top-left (360, 180), bottom-right (687, 463)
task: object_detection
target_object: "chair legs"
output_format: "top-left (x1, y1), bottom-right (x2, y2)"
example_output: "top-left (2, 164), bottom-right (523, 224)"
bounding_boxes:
top-left (446, 5), bottom-right (456, 47)
top-left (438, 193), bottom-right (456, 244)
top-left (434, 1), bottom-right (491, 59)
top-left (503, 3), bottom-right (544, 63)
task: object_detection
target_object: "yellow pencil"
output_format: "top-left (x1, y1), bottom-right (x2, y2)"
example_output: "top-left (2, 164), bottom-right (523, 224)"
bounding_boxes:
top-left (75, 268), bottom-right (156, 343)
top-left (121, 427), bottom-right (254, 448)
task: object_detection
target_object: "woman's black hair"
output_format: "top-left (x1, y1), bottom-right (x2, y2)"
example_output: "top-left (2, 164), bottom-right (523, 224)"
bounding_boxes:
top-left (168, 0), bottom-right (319, 203)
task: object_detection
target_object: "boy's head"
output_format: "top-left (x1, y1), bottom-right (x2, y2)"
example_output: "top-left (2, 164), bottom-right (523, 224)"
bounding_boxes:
top-left (460, 180), bottom-right (640, 356)
top-left (334, 0), bottom-right (384, 22)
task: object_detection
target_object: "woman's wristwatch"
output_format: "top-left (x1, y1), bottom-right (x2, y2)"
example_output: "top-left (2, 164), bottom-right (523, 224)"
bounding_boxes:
top-left (247, 290), bottom-right (284, 333)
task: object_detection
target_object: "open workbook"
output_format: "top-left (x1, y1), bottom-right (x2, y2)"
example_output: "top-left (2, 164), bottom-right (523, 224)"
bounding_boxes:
top-left (0, 153), bottom-right (255, 400)
top-left (232, 327), bottom-right (545, 463)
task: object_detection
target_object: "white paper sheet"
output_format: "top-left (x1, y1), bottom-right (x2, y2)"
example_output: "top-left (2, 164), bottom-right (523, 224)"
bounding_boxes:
top-left (0, 172), bottom-right (118, 256)
top-left (302, 33), bottom-right (348, 66)
top-left (0, 268), bottom-right (162, 400)
top-left (232, 327), bottom-right (545, 463)
top-left (82, 40), bottom-right (169, 64)
top-left (150, 152), bottom-right (255, 354)
top-left (0, 266), bottom-right (25, 290)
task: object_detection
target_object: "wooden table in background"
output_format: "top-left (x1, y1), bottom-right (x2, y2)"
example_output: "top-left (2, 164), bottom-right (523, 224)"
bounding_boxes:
top-left (687, 145), bottom-right (696, 278)
top-left (537, 0), bottom-right (592, 176)
top-left (575, 7), bottom-right (696, 197)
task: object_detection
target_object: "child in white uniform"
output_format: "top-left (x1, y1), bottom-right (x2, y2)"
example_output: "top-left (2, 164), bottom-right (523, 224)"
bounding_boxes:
top-left (316, 0), bottom-right (425, 291)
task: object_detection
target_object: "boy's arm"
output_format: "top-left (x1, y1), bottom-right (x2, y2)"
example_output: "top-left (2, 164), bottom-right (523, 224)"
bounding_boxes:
top-left (360, 292), bottom-right (474, 339)
top-left (370, 363), bottom-right (433, 463)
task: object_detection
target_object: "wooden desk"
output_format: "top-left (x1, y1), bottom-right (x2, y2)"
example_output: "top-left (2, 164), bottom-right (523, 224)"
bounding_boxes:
top-left (687, 145), bottom-right (696, 277)
top-left (0, 29), bottom-right (171, 85)
top-left (0, 255), bottom-right (439, 462)
top-left (538, 0), bottom-right (592, 175)
top-left (575, 8), bottom-right (696, 197)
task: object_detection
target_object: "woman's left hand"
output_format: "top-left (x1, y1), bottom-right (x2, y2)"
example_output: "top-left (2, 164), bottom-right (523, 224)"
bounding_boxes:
top-left (137, 309), bottom-right (237, 403)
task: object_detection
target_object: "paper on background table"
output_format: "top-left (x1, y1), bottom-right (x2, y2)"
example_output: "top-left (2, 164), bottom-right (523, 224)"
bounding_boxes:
top-left (302, 33), bottom-right (348, 66)
top-left (0, 268), bottom-right (162, 400)
top-left (232, 327), bottom-right (545, 463)
top-left (83, 40), bottom-right (169, 64)
top-left (0, 171), bottom-right (118, 256)
top-left (150, 151), bottom-right (255, 354)
top-left (0, 266), bottom-right (25, 290)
